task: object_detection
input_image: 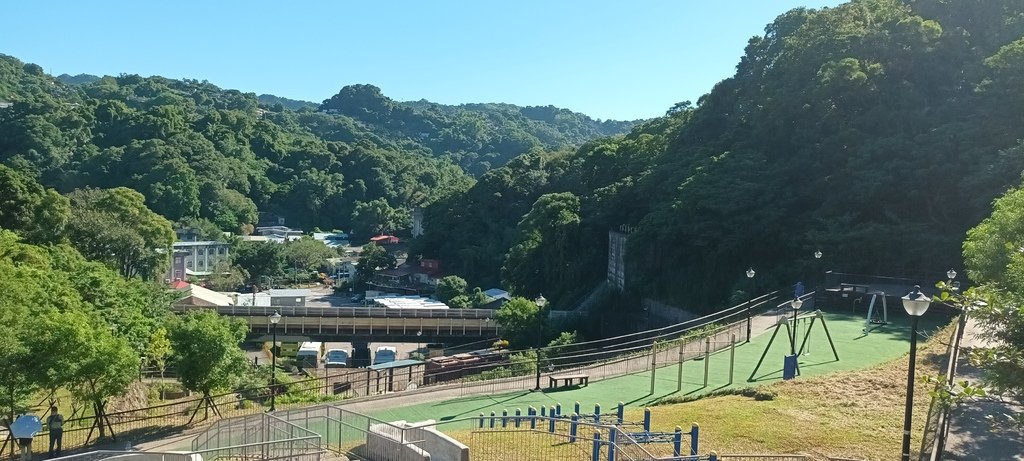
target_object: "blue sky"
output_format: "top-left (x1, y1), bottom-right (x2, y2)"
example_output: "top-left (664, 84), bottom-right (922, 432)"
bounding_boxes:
top-left (2, 1), bottom-right (842, 120)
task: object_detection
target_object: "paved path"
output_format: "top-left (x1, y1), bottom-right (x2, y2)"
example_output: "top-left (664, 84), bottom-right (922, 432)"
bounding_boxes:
top-left (942, 318), bottom-right (1024, 460)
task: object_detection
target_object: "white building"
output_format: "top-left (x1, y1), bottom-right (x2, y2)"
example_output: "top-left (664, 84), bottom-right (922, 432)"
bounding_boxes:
top-left (172, 241), bottom-right (231, 276)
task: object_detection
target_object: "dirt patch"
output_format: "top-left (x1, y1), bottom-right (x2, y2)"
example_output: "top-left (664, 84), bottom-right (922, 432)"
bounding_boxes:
top-left (107, 382), bottom-right (150, 414)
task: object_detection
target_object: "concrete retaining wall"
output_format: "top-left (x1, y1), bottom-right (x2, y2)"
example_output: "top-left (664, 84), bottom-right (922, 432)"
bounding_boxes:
top-left (367, 421), bottom-right (429, 461)
top-left (404, 420), bottom-right (469, 461)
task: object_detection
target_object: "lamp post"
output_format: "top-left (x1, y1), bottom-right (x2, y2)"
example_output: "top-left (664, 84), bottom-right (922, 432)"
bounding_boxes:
top-left (900, 286), bottom-right (931, 461)
top-left (745, 268), bottom-right (755, 342)
top-left (416, 330), bottom-right (422, 353)
top-left (269, 311), bottom-right (282, 412)
top-left (947, 268), bottom-right (961, 292)
top-left (789, 298), bottom-right (803, 355)
top-left (813, 250), bottom-right (824, 299)
top-left (533, 294), bottom-right (548, 391)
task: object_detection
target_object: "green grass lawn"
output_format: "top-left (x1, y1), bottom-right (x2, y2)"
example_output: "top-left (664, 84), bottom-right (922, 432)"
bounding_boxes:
top-left (366, 310), bottom-right (948, 423)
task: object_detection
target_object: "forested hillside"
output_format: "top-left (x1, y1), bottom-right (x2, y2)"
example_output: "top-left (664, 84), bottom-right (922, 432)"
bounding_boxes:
top-left (0, 61), bottom-right (633, 233)
top-left (418, 0), bottom-right (1024, 310)
top-left (320, 85), bottom-right (638, 175)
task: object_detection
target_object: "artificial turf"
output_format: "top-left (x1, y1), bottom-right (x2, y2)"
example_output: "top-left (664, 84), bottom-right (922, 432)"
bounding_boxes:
top-left (365, 309), bottom-right (950, 423)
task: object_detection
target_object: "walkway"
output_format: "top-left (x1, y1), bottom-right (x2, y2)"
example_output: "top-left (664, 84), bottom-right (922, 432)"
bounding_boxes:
top-left (942, 318), bottom-right (1024, 460)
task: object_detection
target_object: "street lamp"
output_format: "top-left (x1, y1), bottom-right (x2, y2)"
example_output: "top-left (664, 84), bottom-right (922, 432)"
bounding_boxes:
top-left (416, 330), bottom-right (422, 353)
top-left (745, 268), bottom-right (755, 342)
top-left (900, 286), bottom-right (931, 461)
top-left (533, 295), bottom-right (549, 391)
top-left (814, 250), bottom-right (822, 260)
top-left (947, 268), bottom-right (960, 292)
top-left (269, 311), bottom-right (282, 412)
top-left (789, 298), bottom-right (803, 355)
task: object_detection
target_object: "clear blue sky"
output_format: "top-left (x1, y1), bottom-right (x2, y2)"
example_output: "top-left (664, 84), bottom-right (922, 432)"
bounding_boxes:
top-left (2, 1), bottom-right (842, 120)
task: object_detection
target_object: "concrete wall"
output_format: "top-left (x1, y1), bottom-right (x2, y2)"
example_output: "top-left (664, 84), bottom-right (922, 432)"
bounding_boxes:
top-left (367, 421), bottom-right (429, 461)
top-left (404, 421), bottom-right (469, 461)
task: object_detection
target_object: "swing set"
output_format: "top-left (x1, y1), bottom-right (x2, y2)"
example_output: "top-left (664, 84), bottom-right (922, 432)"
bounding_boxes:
top-left (747, 309), bottom-right (839, 381)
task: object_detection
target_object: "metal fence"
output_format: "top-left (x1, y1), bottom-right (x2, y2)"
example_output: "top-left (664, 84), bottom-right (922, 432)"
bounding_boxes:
top-left (2, 292), bottom-right (788, 460)
top-left (918, 311), bottom-right (968, 461)
top-left (190, 412), bottom-right (321, 461)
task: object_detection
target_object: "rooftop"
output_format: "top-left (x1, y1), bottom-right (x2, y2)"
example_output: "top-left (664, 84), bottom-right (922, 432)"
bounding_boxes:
top-left (267, 289), bottom-right (312, 298)
top-left (371, 296), bottom-right (449, 310)
top-left (172, 240), bottom-right (229, 247)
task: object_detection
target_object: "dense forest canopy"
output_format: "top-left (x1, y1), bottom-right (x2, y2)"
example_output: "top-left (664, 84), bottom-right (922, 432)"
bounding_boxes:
top-left (418, 0), bottom-right (1024, 310)
top-left (0, 61), bottom-right (633, 234)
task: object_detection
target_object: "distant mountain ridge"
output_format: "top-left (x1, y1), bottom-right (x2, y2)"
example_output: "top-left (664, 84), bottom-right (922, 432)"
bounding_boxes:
top-left (0, 55), bottom-right (635, 235)
top-left (319, 84), bottom-right (639, 175)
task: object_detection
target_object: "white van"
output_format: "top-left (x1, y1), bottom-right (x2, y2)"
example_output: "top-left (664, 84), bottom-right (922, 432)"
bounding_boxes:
top-left (296, 342), bottom-right (324, 369)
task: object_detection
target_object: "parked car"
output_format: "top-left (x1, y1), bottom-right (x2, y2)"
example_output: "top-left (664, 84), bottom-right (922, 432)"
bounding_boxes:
top-left (325, 349), bottom-right (350, 368)
top-left (373, 346), bottom-right (397, 365)
top-left (351, 293), bottom-right (364, 303)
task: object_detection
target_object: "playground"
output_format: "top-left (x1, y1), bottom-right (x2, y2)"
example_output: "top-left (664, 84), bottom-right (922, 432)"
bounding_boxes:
top-left (365, 309), bottom-right (948, 424)
top-left (133, 303), bottom-right (955, 460)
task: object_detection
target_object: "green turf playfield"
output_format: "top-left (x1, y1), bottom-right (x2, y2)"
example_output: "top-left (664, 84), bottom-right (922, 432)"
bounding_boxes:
top-left (365, 309), bottom-right (950, 423)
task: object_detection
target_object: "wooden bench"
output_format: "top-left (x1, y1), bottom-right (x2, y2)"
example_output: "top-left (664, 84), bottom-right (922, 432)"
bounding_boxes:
top-left (548, 374), bottom-right (589, 389)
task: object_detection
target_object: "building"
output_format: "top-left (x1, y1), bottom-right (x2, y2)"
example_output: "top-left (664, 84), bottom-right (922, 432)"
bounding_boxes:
top-left (370, 295), bottom-right (449, 310)
top-left (410, 259), bottom-right (442, 286)
top-left (235, 289), bottom-right (311, 307)
top-left (313, 232), bottom-right (349, 248)
top-left (172, 241), bottom-right (231, 277)
top-left (367, 259), bottom-right (443, 295)
top-left (166, 249), bottom-right (190, 282)
top-left (266, 289), bottom-right (311, 306)
top-left (607, 229), bottom-right (629, 291)
top-left (369, 235), bottom-right (400, 245)
top-left (171, 281), bottom-right (234, 306)
top-left (327, 259), bottom-right (358, 283)
top-left (412, 207), bottom-right (424, 237)
top-left (255, 226), bottom-right (304, 243)
top-left (479, 288), bottom-right (512, 309)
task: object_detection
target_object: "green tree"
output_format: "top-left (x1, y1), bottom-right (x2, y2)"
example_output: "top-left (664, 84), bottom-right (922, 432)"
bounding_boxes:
top-left (146, 327), bottom-right (173, 379)
top-left (350, 198), bottom-right (411, 239)
top-left (66, 187), bottom-right (174, 279)
top-left (435, 275), bottom-right (468, 302)
top-left (199, 182), bottom-right (259, 232)
top-left (963, 185), bottom-right (1024, 427)
top-left (66, 321), bottom-right (138, 439)
top-left (502, 192), bottom-right (581, 298)
top-left (495, 297), bottom-right (544, 347)
top-left (283, 237), bottom-right (336, 273)
top-left (206, 260), bottom-right (247, 291)
top-left (354, 242), bottom-right (396, 288)
top-left (232, 241), bottom-right (285, 286)
top-left (169, 310), bottom-right (250, 414)
top-left (0, 163), bottom-right (69, 244)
